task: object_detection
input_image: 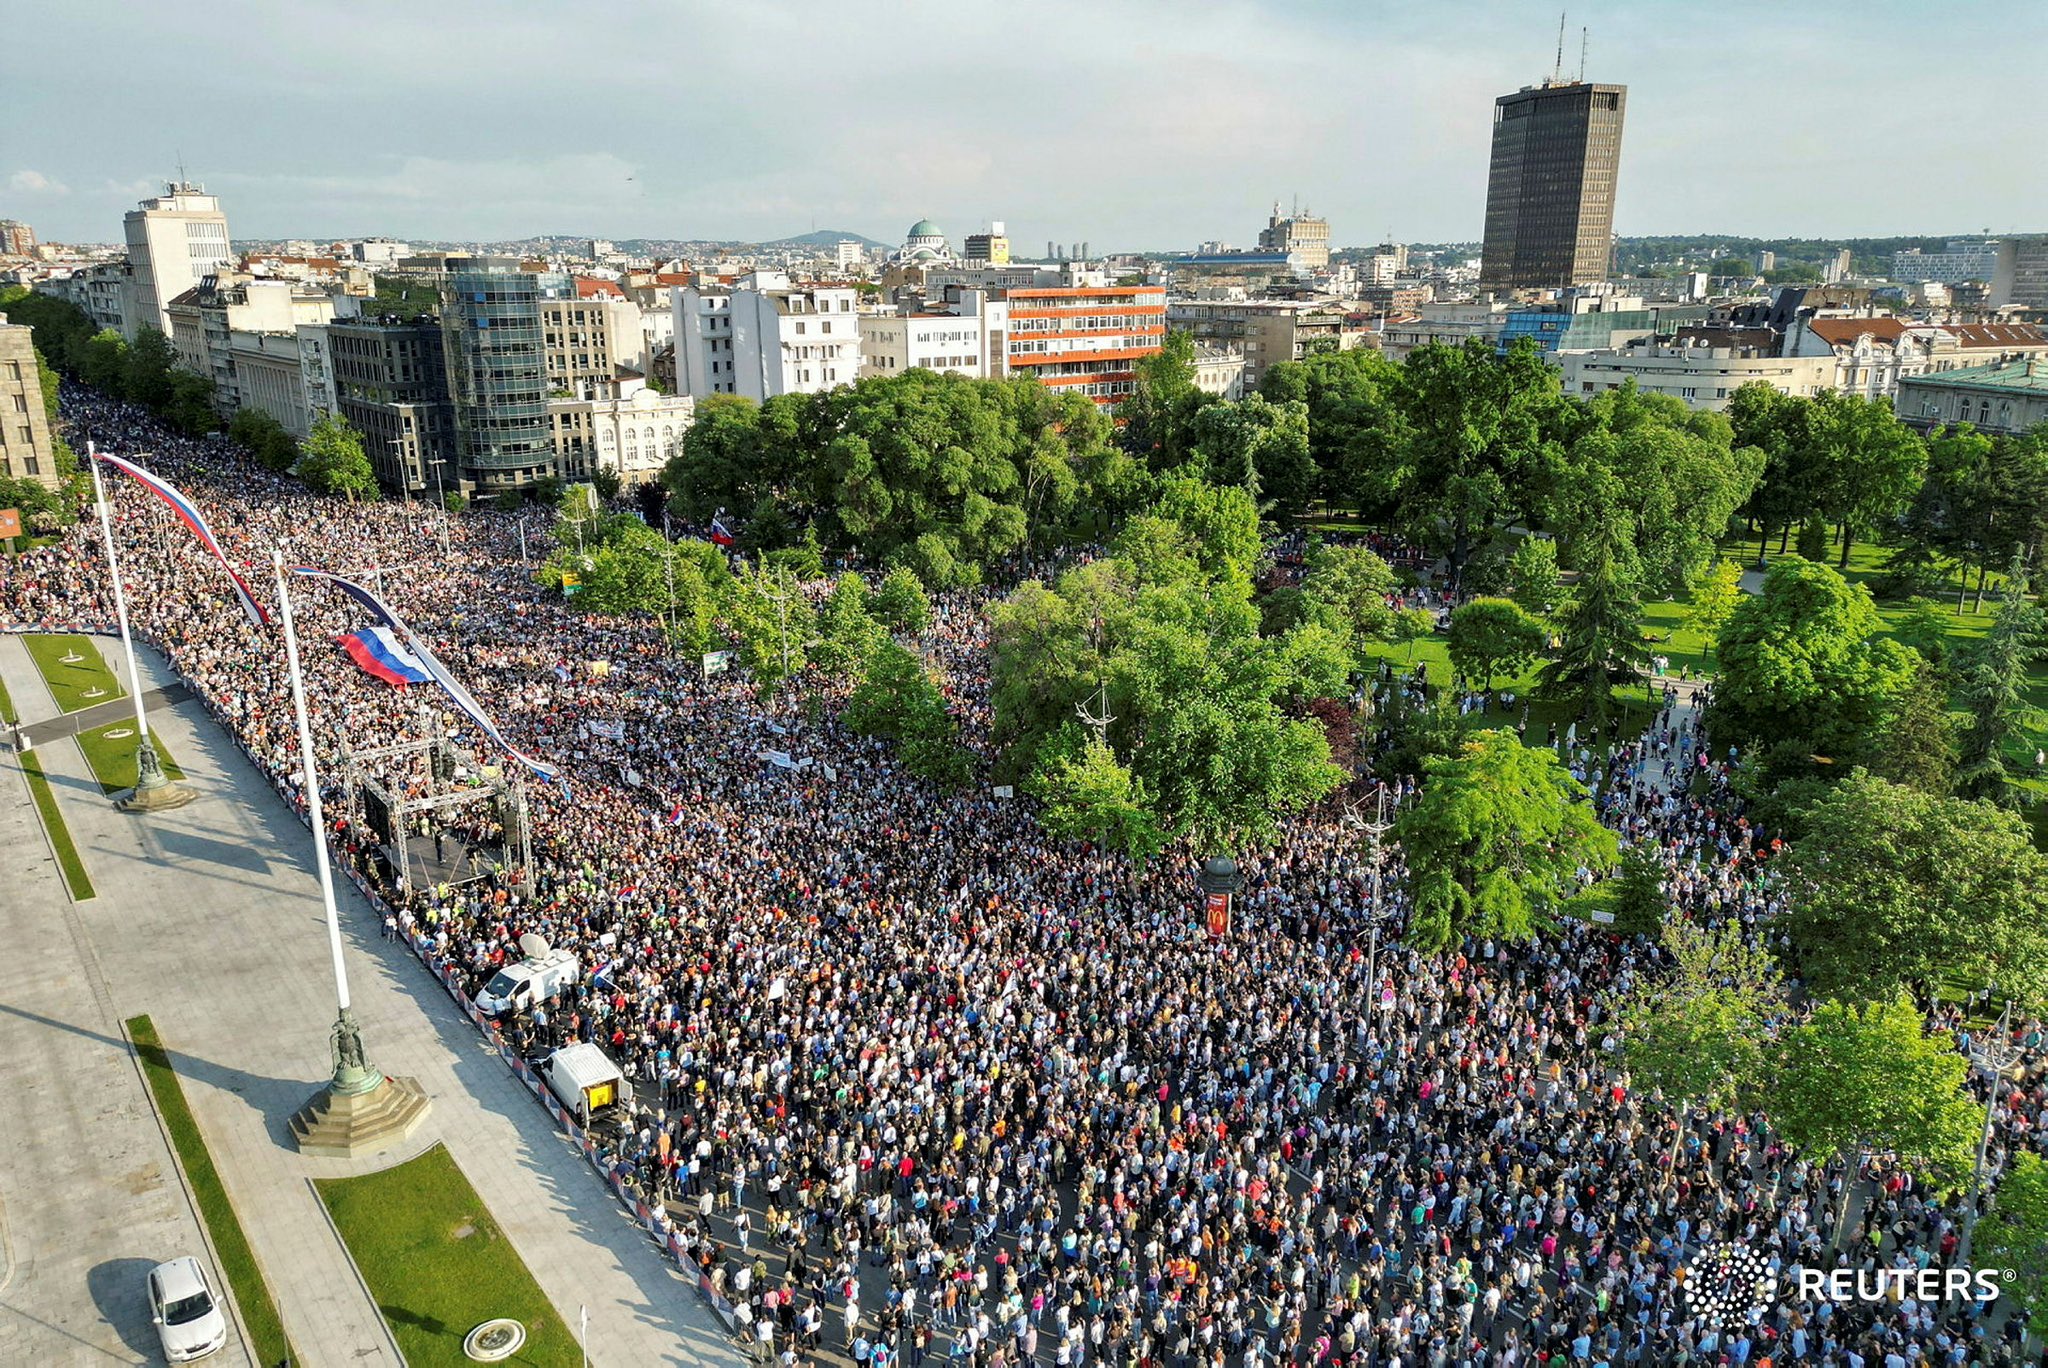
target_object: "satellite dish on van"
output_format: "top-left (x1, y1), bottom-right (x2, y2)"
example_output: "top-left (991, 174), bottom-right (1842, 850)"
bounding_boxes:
top-left (518, 933), bottom-right (551, 960)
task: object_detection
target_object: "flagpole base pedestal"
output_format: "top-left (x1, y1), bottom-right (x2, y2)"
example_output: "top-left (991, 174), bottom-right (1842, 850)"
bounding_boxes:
top-left (116, 778), bottom-right (198, 812)
top-left (116, 736), bottom-right (197, 811)
top-left (290, 1074), bottom-right (432, 1158)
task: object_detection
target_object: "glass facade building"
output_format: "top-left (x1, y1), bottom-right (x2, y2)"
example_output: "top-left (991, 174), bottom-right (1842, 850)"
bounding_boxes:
top-left (1480, 82), bottom-right (1627, 291)
top-left (440, 266), bottom-right (564, 492)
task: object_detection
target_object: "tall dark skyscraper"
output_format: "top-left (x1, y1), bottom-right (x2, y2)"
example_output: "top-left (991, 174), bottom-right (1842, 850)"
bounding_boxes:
top-left (1480, 80), bottom-right (1627, 290)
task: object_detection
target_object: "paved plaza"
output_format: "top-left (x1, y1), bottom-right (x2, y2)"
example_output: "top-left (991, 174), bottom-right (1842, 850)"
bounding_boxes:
top-left (0, 632), bottom-right (738, 1367)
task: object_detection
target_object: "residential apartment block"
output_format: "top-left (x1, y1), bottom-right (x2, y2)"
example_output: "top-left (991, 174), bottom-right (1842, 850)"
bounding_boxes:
top-left (673, 273), bottom-right (861, 400)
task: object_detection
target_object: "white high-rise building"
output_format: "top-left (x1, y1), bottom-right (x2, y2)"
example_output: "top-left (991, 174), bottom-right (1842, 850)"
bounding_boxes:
top-left (672, 271), bottom-right (860, 400)
top-left (122, 181), bottom-right (233, 340)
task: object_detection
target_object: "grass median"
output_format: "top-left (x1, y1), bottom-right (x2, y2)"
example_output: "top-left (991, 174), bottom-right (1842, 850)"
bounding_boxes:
top-left (126, 1015), bottom-right (296, 1367)
top-left (22, 632), bottom-right (126, 712)
top-left (76, 721), bottom-right (185, 795)
top-left (315, 1142), bottom-right (579, 1367)
top-left (19, 746), bottom-right (94, 900)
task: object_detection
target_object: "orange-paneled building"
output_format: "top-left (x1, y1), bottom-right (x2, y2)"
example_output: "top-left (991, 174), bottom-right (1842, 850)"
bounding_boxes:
top-left (1000, 285), bottom-right (1166, 407)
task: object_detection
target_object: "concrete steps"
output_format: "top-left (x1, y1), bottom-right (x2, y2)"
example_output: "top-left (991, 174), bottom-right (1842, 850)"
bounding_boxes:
top-left (290, 1075), bottom-right (432, 1158)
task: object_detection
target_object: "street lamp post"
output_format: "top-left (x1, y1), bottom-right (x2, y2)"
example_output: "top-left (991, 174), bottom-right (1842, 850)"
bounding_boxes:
top-left (1345, 786), bottom-right (1395, 999)
top-left (1959, 1000), bottom-right (2021, 1268)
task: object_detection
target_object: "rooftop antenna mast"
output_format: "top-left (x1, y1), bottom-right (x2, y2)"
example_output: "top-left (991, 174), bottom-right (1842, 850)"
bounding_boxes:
top-left (1579, 26), bottom-right (1588, 82)
top-left (1552, 12), bottom-right (1566, 84)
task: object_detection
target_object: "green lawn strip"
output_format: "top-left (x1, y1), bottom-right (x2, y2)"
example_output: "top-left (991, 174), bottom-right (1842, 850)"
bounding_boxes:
top-left (18, 747), bottom-right (94, 900)
top-left (124, 1015), bottom-right (296, 1366)
top-left (21, 633), bottom-right (126, 713)
top-left (0, 669), bottom-right (16, 724)
top-left (75, 722), bottom-right (185, 795)
top-left (315, 1143), bottom-right (580, 1368)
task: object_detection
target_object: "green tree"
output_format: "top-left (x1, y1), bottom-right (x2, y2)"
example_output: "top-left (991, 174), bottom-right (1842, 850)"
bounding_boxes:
top-left (122, 326), bottom-right (179, 412)
top-left (1712, 556), bottom-right (1916, 764)
top-left (162, 370), bottom-right (217, 437)
top-left (79, 328), bottom-right (130, 397)
top-left (720, 557), bottom-right (815, 696)
top-left (1609, 918), bottom-right (1784, 1159)
top-left (1391, 606), bottom-right (1436, 664)
top-left (1506, 536), bottom-right (1560, 620)
top-left (228, 407), bottom-right (299, 472)
top-left (1765, 994), bottom-right (1983, 1249)
top-left (1953, 563), bottom-right (2046, 805)
top-left (1258, 347), bottom-right (1400, 512)
top-left (661, 393), bottom-right (776, 525)
top-left (1681, 558), bottom-right (1745, 660)
top-left (1807, 390), bottom-right (1927, 570)
top-left (294, 413), bottom-right (377, 501)
top-left (1395, 729), bottom-right (1619, 954)
top-left (1607, 844), bottom-right (1670, 938)
top-left (989, 481), bottom-right (1342, 850)
top-left (1555, 387), bottom-right (1763, 596)
top-left (1867, 658), bottom-right (1956, 796)
top-left (1978, 1152), bottom-right (2048, 1349)
top-left (1447, 597), bottom-right (1545, 691)
top-left (1028, 736), bottom-right (1167, 867)
top-left (1380, 337), bottom-right (1564, 584)
top-left (872, 564), bottom-right (934, 637)
top-left (1118, 329), bottom-right (1211, 472)
top-left (843, 640), bottom-right (972, 789)
top-left (1536, 511), bottom-right (1649, 730)
top-left (1777, 770), bottom-right (2048, 1007)
top-left (1299, 541), bottom-right (1396, 646)
top-left (1188, 393), bottom-right (1316, 520)
top-left (813, 571), bottom-right (884, 675)
top-left (1729, 383), bottom-right (1823, 562)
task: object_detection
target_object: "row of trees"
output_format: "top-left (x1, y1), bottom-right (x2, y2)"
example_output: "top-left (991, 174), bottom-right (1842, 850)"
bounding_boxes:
top-left (1, 288), bottom-right (218, 439)
top-left (661, 369), bottom-right (1149, 588)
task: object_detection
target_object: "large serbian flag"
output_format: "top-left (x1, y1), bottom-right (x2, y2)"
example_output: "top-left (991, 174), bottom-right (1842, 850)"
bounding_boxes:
top-left (339, 625), bottom-right (431, 687)
top-left (94, 450), bottom-right (270, 627)
top-left (292, 567), bottom-right (561, 785)
top-left (709, 516), bottom-right (736, 548)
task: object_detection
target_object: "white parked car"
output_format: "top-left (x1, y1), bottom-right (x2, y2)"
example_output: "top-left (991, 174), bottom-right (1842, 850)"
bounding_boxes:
top-left (147, 1256), bottom-right (227, 1362)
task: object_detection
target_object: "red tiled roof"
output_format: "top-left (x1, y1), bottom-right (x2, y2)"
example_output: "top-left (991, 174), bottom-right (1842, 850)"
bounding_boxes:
top-left (1808, 317), bottom-right (1909, 347)
top-left (574, 278), bottom-right (626, 298)
top-left (1946, 322), bottom-right (2048, 349)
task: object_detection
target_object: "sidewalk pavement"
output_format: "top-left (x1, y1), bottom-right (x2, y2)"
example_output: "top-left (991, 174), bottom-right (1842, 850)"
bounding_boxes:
top-left (0, 654), bottom-right (251, 1366)
top-left (2, 633), bottom-right (737, 1368)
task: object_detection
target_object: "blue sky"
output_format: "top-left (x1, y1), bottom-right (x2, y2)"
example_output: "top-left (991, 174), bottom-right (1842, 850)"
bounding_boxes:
top-left (5, 0), bottom-right (2044, 248)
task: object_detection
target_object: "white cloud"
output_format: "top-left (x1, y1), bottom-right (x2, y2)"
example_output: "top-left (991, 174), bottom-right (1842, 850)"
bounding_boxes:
top-left (7, 169), bottom-right (70, 196)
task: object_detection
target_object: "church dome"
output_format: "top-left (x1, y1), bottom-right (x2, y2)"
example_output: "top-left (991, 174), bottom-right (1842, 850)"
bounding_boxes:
top-left (907, 219), bottom-right (942, 240)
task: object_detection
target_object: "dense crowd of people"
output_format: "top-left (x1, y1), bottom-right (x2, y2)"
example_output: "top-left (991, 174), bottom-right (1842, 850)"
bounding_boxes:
top-left (6, 385), bottom-right (2047, 1367)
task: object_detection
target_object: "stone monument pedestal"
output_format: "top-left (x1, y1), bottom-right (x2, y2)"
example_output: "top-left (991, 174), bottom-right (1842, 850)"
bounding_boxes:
top-left (290, 1074), bottom-right (432, 1158)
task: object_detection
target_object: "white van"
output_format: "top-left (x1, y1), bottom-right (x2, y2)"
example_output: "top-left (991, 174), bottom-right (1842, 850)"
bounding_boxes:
top-left (540, 1043), bottom-right (633, 1126)
top-left (475, 947), bottom-right (580, 1015)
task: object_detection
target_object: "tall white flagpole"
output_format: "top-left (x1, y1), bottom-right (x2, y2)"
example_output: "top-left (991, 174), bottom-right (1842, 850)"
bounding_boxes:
top-left (272, 549), bottom-right (380, 1092)
top-left (89, 442), bottom-right (188, 808)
